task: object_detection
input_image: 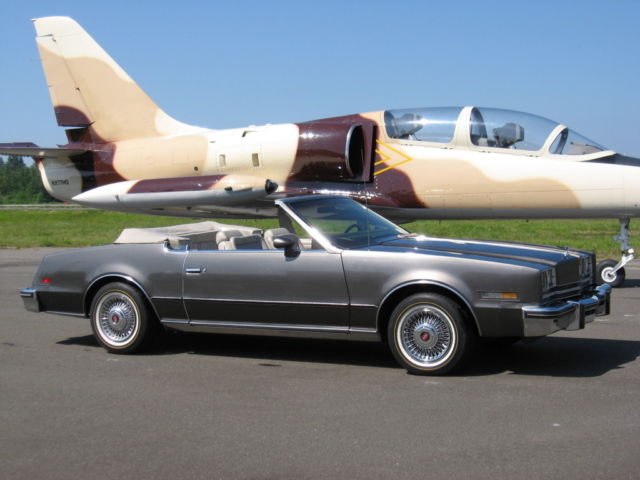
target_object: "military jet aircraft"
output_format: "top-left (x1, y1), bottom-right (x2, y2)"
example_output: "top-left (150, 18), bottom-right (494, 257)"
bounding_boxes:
top-left (2, 16), bottom-right (640, 287)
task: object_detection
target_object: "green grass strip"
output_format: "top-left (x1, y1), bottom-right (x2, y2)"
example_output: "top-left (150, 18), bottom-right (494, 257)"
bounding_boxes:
top-left (0, 209), bottom-right (632, 260)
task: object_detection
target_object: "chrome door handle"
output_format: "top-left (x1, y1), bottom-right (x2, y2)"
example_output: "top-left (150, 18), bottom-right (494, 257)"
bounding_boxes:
top-left (185, 267), bottom-right (204, 274)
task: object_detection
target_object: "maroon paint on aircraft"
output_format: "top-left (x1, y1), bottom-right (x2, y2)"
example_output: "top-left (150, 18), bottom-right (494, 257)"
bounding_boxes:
top-left (54, 105), bottom-right (92, 128)
top-left (291, 113), bottom-right (425, 208)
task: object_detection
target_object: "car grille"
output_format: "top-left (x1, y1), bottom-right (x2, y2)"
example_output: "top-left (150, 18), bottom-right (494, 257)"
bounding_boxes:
top-left (543, 256), bottom-right (594, 303)
top-left (543, 278), bottom-right (593, 303)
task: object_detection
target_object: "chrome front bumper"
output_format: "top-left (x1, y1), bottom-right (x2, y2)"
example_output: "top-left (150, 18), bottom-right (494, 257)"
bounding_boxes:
top-left (521, 284), bottom-right (611, 337)
top-left (20, 288), bottom-right (41, 313)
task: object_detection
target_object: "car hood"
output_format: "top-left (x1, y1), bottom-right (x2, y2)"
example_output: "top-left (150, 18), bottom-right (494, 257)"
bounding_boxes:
top-left (375, 236), bottom-right (582, 267)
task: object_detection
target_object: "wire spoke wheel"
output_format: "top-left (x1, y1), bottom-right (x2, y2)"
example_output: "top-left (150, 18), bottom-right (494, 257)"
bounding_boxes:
top-left (90, 282), bottom-right (154, 353)
top-left (388, 293), bottom-right (473, 375)
top-left (95, 291), bottom-right (140, 346)
top-left (397, 304), bottom-right (456, 367)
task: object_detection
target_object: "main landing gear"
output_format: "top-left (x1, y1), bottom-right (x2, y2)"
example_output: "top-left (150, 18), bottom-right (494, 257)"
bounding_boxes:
top-left (596, 218), bottom-right (634, 288)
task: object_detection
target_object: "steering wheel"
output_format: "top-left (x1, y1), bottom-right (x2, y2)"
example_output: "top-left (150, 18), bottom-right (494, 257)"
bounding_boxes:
top-left (345, 223), bottom-right (361, 233)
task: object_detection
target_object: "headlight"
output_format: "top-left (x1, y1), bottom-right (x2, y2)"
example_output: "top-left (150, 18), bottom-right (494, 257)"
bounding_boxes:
top-left (579, 256), bottom-right (593, 279)
top-left (541, 268), bottom-right (557, 291)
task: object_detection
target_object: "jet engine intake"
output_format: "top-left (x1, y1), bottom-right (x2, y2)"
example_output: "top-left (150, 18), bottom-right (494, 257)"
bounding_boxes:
top-left (294, 122), bottom-right (369, 182)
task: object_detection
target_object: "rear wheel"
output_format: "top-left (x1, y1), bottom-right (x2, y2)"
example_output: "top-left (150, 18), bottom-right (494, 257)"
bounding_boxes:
top-left (387, 293), bottom-right (474, 375)
top-left (90, 282), bottom-right (154, 353)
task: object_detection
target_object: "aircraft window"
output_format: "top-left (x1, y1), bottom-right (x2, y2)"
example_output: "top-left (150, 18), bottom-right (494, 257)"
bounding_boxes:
top-left (549, 129), bottom-right (606, 155)
top-left (470, 107), bottom-right (558, 151)
top-left (384, 107), bottom-right (460, 143)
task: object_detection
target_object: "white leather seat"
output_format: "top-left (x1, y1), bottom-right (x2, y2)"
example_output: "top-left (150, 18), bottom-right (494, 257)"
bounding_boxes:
top-left (188, 231), bottom-right (218, 250)
top-left (231, 234), bottom-right (265, 250)
top-left (216, 230), bottom-right (243, 250)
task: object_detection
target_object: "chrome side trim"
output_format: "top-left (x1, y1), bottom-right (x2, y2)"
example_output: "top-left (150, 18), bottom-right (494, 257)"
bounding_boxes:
top-left (376, 280), bottom-right (480, 333)
top-left (182, 297), bottom-right (348, 307)
top-left (350, 327), bottom-right (377, 334)
top-left (161, 319), bottom-right (380, 342)
top-left (41, 310), bottom-right (86, 318)
top-left (159, 319), bottom-right (189, 325)
top-left (189, 320), bottom-right (349, 333)
top-left (351, 303), bottom-right (377, 309)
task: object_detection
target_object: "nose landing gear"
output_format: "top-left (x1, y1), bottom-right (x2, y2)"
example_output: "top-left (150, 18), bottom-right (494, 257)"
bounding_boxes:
top-left (596, 218), bottom-right (634, 288)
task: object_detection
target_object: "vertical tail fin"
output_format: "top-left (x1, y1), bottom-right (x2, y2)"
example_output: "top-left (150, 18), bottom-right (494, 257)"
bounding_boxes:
top-left (34, 17), bottom-right (188, 143)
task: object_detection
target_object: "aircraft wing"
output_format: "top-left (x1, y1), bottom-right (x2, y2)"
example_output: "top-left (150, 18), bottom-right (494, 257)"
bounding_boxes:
top-left (0, 143), bottom-right (86, 158)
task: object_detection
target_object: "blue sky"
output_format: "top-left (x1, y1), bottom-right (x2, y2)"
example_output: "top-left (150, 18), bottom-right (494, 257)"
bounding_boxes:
top-left (1, 0), bottom-right (639, 156)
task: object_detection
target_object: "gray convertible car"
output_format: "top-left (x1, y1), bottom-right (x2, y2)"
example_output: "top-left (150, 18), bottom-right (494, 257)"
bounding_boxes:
top-left (21, 195), bottom-right (610, 375)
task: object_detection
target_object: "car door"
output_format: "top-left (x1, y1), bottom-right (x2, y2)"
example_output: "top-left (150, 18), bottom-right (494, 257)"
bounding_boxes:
top-left (182, 248), bottom-right (350, 330)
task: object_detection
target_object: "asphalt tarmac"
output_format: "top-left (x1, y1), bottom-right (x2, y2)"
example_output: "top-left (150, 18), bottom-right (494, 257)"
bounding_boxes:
top-left (2, 248), bottom-right (640, 479)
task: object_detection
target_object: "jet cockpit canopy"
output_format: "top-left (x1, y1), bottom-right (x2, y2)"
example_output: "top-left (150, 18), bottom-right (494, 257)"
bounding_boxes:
top-left (384, 106), bottom-right (608, 157)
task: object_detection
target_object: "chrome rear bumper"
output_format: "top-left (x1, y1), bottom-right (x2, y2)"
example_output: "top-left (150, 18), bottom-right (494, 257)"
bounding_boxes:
top-left (521, 284), bottom-right (611, 337)
top-left (20, 288), bottom-right (41, 313)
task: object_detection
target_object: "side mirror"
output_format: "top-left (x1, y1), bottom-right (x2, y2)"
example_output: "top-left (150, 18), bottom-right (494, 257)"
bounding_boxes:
top-left (273, 234), bottom-right (301, 258)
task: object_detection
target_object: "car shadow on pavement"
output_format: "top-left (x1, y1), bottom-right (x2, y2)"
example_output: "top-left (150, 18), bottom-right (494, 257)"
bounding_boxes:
top-left (460, 336), bottom-right (640, 377)
top-left (58, 332), bottom-right (640, 377)
top-left (158, 332), bottom-right (399, 369)
top-left (58, 332), bottom-right (399, 369)
top-left (57, 334), bottom-right (100, 347)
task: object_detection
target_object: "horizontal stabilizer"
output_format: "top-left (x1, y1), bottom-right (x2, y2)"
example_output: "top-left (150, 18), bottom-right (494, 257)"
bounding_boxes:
top-left (0, 143), bottom-right (86, 158)
top-left (72, 174), bottom-right (278, 209)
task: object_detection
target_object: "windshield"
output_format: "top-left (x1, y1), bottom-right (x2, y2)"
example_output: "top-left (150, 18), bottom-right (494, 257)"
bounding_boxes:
top-left (384, 107), bottom-right (462, 143)
top-left (286, 197), bottom-right (407, 249)
top-left (548, 128), bottom-right (606, 155)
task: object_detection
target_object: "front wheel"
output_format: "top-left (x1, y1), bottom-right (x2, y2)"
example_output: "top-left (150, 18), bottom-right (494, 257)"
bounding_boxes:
top-left (597, 259), bottom-right (625, 288)
top-left (90, 282), bottom-right (154, 353)
top-left (387, 293), bottom-right (474, 375)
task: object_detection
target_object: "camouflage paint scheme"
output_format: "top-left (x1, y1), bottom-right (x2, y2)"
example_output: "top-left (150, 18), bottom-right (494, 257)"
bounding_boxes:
top-left (2, 16), bottom-right (640, 224)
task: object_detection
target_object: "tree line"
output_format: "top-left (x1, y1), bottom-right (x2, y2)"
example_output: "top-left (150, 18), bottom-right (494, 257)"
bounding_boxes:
top-left (0, 155), bottom-right (56, 203)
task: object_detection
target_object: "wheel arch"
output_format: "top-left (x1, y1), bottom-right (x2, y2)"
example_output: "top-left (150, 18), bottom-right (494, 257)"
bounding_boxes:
top-left (376, 281), bottom-right (480, 341)
top-left (83, 274), bottom-right (159, 320)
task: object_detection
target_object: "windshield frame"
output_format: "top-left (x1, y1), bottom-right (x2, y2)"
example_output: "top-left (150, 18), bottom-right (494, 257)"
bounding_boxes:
top-left (276, 196), bottom-right (409, 251)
